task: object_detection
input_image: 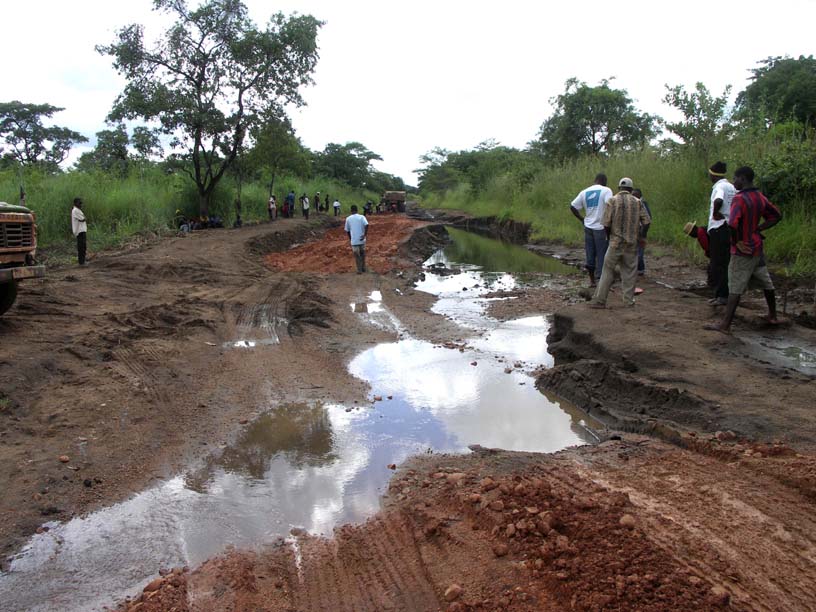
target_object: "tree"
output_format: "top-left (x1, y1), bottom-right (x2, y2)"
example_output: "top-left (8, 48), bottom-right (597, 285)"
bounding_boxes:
top-left (75, 123), bottom-right (131, 175)
top-left (0, 101), bottom-right (87, 170)
top-left (313, 142), bottom-right (382, 188)
top-left (663, 82), bottom-right (732, 152)
top-left (736, 55), bottom-right (816, 127)
top-left (131, 126), bottom-right (164, 161)
top-left (531, 78), bottom-right (657, 161)
top-left (98, 0), bottom-right (322, 215)
top-left (246, 116), bottom-right (311, 193)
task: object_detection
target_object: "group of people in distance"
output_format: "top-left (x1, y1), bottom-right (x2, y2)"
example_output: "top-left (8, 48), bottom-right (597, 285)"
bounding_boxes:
top-left (570, 161), bottom-right (782, 334)
top-left (267, 190), bottom-right (343, 220)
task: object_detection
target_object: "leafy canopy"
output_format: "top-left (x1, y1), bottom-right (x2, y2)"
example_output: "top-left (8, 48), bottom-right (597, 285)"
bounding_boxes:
top-left (97, 0), bottom-right (322, 213)
top-left (663, 82), bottom-right (732, 152)
top-left (736, 55), bottom-right (816, 127)
top-left (313, 142), bottom-right (383, 189)
top-left (0, 101), bottom-right (87, 170)
top-left (531, 78), bottom-right (657, 161)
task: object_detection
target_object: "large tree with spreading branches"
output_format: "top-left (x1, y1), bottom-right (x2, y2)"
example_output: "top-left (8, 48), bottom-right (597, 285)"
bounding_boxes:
top-left (98, 0), bottom-right (322, 215)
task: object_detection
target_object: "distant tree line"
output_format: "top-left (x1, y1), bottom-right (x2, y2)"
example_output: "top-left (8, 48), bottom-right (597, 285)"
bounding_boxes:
top-left (0, 0), bottom-right (408, 216)
top-left (417, 55), bottom-right (816, 207)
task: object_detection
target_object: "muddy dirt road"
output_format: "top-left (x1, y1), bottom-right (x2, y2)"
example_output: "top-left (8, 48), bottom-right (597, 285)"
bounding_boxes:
top-left (1, 210), bottom-right (815, 611)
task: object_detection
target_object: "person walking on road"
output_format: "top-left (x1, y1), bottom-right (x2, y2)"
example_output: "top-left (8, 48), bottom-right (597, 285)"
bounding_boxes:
top-left (632, 188), bottom-right (652, 275)
top-left (706, 161), bottom-right (737, 305)
top-left (285, 190), bottom-right (295, 218)
top-left (333, 198), bottom-right (341, 217)
top-left (71, 197), bottom-right (87, 265)
top-left (345, 204), bottom-right (369, 274)
top-left (589, 178), bottom-right (651, 308)
top-left (570, 173), bottom-right (613, 286)
top-left (301, 194), bottom-right (310, 219)
top-left (704, 166), bottom-right (782, 334)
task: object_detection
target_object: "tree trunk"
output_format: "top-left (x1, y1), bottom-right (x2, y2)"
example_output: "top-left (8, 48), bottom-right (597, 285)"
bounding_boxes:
top-left (199, 192), bottom-right (209, 218)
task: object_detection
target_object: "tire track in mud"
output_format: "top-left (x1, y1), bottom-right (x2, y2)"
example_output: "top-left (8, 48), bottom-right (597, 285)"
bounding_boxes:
top-left (293, 516), bottom-right (441, 612)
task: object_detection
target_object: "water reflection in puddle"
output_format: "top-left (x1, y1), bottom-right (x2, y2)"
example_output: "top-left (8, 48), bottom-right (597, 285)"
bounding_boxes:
top-left (741, 333), bottom-right (816, 375)
top-left (0, 229), bottom-right (596, 612)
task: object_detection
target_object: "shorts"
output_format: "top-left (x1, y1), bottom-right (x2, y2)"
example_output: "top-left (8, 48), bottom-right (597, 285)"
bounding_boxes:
top-left (728, 255), bottom-right (774, 295)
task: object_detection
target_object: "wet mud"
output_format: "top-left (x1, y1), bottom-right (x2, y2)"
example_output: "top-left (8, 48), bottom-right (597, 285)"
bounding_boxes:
top-left (1, 210), bottom-right (815, 611)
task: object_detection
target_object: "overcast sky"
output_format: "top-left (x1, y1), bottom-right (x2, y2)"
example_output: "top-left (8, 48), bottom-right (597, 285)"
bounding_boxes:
top-left (1, 0), bottom-right (814, 185)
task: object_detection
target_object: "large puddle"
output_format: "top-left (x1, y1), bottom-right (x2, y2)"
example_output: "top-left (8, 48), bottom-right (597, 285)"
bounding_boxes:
top-left (0, 229), bottom-right (595, 612)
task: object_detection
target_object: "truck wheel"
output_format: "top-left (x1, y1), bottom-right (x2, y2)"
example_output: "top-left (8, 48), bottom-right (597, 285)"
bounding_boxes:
top-left (0, 281), bottom-right (18, 316)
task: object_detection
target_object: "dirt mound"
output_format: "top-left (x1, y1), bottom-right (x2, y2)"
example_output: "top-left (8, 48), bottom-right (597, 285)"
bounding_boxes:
top-left (264, 215), bottom-right (429, 274)
top-left (122, 439), bottom-right (816, 611)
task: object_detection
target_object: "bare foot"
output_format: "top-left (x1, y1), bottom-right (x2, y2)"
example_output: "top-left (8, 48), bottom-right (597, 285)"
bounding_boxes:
top-left (760, 315), bottom-right (781, 325)
top-left (703, 323), bottom-right (731, 335)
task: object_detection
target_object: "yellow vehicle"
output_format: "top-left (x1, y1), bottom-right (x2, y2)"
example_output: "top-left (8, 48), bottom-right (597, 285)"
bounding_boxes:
top-left (0, 201), bottom-right (46, 316)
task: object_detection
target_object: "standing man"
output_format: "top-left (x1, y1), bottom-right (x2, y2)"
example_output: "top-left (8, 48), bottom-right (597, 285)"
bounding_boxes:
top-left (344, 204), bottom-right (369, 274)
top-left (704, 166), bottom-right (782, 334)
top-left (632, 188), bottom-right (652, 275)
top-left (324, 194), bottom-right (330, 213)
top-left (314, 192), bottom-right (321, 214)
top-left (285, 190), bottom-right (296, 218)
top-left (333, 198), bottom-right (341, 217)
top-left (570, 173), bottom-right (613, 286)
top-left (706, 161), bottom-right (736, 306)
top-left (71, 197), bottom-right (87, 266)
top-left (589, 178), bottom-right (651, 308)
top-left (268, 194), bottom-right (277, 220)
top-left (301, 194), bottom-right (310, 219)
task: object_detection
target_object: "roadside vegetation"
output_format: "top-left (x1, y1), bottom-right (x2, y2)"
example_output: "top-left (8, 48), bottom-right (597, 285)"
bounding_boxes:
top-left (0, 0), bottom-right (409, 261)
top-left (418, 56), bottom-right (816, 276)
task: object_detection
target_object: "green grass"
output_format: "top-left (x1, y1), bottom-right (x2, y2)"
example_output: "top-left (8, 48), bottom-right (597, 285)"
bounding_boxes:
top-left (423, 148), bottom-right (816, 277)
top-left (0, 167), bottom-right (380, 259)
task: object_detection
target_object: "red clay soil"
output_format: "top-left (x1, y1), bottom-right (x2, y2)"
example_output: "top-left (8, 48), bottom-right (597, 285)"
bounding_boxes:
top-left (264, 214), bottom-right (428, 274)
top-left (118, 436), bottom-right (816, 612)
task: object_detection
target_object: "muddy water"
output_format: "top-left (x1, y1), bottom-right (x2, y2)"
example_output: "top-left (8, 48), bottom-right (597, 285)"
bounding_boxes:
top-left (0, 230), bottom-right (595, 612)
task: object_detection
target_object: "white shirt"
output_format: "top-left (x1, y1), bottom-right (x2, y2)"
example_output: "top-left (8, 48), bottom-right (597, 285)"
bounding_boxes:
top-left (333, 200), bottom-right (341, 208)
top-left (71, 206), bottom-right (87, 236)
top-left (708, 178), bottom-right (736, 231)
top-left (344, 213), bottom-right (369, 246)
top-left (571, 185), bottom-right (613, 231)
top-left (268, 198), bottom-right (276, 209)
top-left (302, 197), bottom-right (310, 210)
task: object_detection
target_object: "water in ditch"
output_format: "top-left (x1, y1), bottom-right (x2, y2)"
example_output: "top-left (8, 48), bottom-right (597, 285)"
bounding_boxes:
top-left (0, 229), bottom-right (596, 612)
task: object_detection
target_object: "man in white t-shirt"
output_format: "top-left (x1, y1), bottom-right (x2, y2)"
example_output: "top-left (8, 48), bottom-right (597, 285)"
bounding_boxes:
top-left (344, 205), bottom-right (369, 273)
top-left (706, 161), bottom-right (736, 305)
top-left (570, 173), bottom-right (613, 286)
top-left (333, 199), bottom-right (341, 216)
top-left (267, 195), bottom-right (276, 220)
top-left (71, 197), bottom-right (87, 265)
top-left (301, 194), bottom-right (310, 220)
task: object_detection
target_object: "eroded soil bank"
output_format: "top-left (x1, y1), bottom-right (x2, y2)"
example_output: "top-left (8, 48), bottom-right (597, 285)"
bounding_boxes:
top-left (2, 209), bottom-right (815, 611)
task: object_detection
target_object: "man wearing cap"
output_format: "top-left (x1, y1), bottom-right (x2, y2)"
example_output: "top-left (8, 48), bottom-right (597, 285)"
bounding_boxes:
top-left (570, 173), bottom-right (613, 286)
top-left (707, 161), bottom-right (736, 305)
top-left (589, 178), bottom-right (651, 308)
top-left (71, 197), bottom-right (87, 265)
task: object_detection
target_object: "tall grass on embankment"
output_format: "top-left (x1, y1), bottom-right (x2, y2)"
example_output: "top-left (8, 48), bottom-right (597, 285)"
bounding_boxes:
top-left (422, 140), bottom-right (816, 277)
top-left (0, 167), bottom-right (379, 262)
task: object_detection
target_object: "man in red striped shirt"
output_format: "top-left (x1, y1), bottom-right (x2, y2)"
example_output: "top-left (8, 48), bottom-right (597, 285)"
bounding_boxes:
top-left (705, 166), bottom-right (782, 334)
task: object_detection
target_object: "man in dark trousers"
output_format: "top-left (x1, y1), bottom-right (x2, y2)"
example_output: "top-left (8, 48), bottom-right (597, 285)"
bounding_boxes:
top-left (344, 205), bottom-right (369, 273)
top-left (632, 188), bottom-right (652, 275)
top-left (705, 166), bottom-right (782, 334)
top-left (71, 197), bottom-right (87, 265)
top-left (706, 161), bottom-right (736, 305)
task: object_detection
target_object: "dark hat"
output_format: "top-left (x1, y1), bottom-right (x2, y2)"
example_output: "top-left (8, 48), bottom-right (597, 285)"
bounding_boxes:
top-left (708, 161), bottom-right (727, 176)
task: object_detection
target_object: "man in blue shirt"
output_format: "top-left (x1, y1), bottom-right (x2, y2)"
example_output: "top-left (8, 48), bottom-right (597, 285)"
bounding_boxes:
top-left (344, 205), bottom-right (370, 274)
